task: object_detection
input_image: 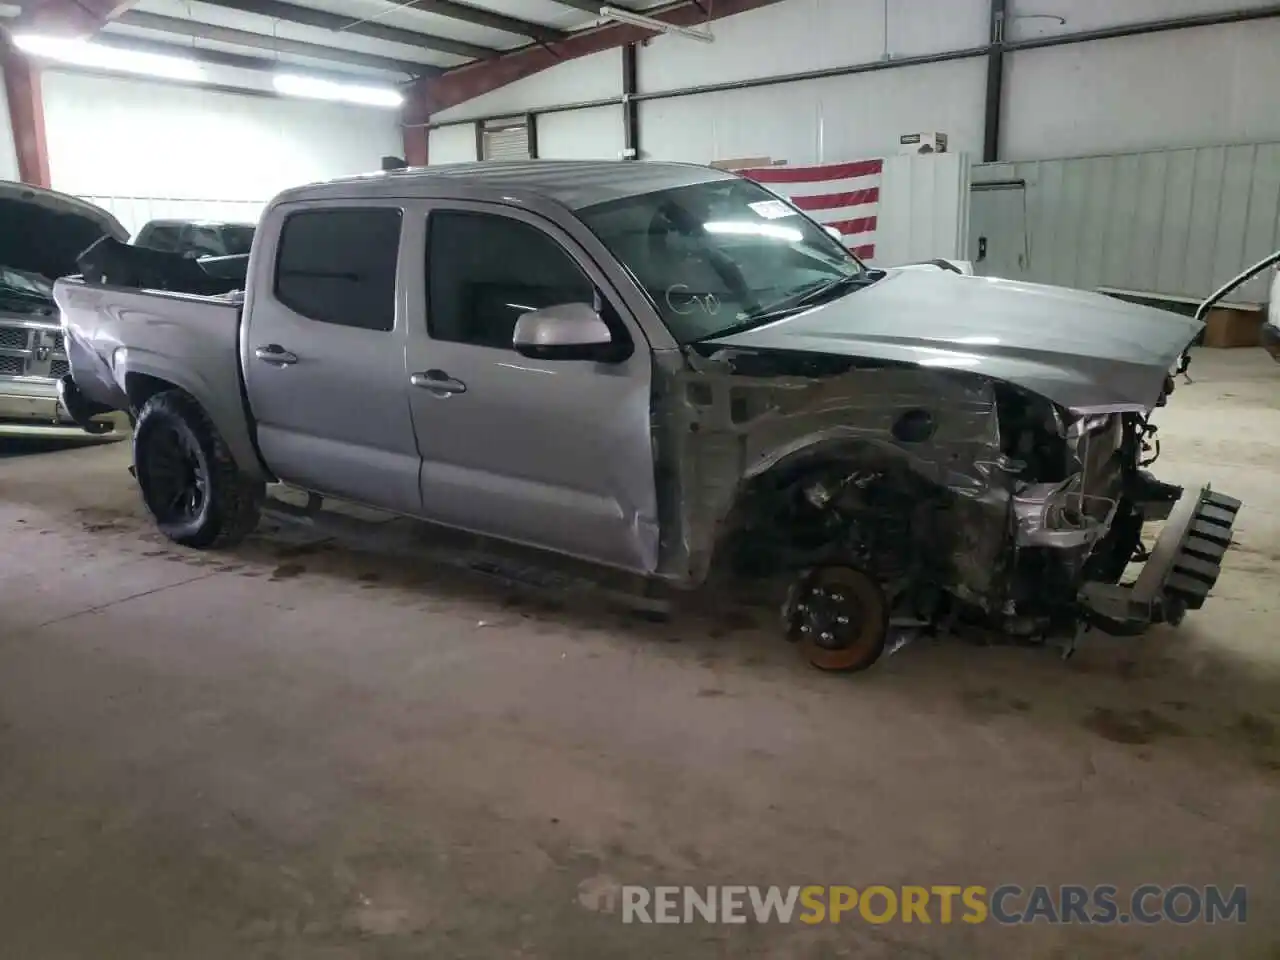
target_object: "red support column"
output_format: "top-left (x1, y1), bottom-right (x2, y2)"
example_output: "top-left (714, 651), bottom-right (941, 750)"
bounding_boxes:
top-left (399, 97), bottom-right (429, 167)
top-left (402, 124), bottom-right (428, 167)
top-left (1, 45), bottom-right (51, 188)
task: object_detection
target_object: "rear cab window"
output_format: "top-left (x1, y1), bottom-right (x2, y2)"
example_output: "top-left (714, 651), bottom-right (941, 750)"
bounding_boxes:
top-left (274, 208), bottom-right (402, 331)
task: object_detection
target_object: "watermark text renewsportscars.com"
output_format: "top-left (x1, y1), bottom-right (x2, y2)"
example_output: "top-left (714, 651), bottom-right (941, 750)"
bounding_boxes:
top-left (597, 884), bottom-right (1247, 926)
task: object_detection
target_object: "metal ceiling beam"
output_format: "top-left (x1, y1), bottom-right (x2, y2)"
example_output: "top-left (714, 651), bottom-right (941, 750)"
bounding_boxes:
top-left (11, 0), bottom-right (136, 36)
top-left (542, 0), bottom-right (649, 13)
top-left (196, 0), bottom-right (541, 55)
top-left (542, 0), bottom-right (613, 12)
top-left (409, 0), bottom-right (785, 117)
top-left (169, 0), bottom-right (495, 59)
top-left (117, 10), bottom-right (436, 74)
top-left (357, 0), bottom-right (567, 41)
top-left (97, 31), bottom-right (434, 80)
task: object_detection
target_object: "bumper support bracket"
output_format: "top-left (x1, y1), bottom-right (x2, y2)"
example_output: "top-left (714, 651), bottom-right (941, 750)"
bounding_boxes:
top-left (1079, 485), bottom-right (1241, 633)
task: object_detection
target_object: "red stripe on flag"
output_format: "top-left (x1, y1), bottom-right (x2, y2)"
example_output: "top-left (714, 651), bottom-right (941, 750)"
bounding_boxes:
top-left (827, 216), bottom-right (878, 236)
top-left (791, 188), bottom-right (880, 211)
top-left (743, 159), bottom-right (883, 184)
top-left (851, 243), bottom-right (876, 259)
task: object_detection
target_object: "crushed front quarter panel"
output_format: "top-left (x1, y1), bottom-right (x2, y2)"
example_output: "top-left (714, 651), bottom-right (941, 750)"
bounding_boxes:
top-left (651, 345), bottom-right (1017, 604)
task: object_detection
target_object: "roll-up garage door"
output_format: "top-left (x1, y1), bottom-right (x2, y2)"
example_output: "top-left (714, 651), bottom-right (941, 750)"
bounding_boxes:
top-left (481, 117), bottom-right (532, 161)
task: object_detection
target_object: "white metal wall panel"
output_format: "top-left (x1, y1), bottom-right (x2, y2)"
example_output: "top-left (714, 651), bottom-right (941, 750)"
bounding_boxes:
top-left (1008, 0), bottom-right (1280, 39)
top-left (42, 71), bottom-right (401, 207)
top-left (536, 107), bottom-right (625, 161)
top-left (876, 154), bottom-right (972, 266)
top-left (0, 74), bottom-right (18, 182)
top-left (1003, 19), bottom-right (1280, 160)
top-left (432, 48), bottom-right (623, 123)
top-left (429, 124), bottom-right (477, 164)
top-left (638, 0), bottom-right (987, 94)
top-left (640, 58), bottom-right (985, 165)
top-left (973, 142), bottom-right (1280, 303)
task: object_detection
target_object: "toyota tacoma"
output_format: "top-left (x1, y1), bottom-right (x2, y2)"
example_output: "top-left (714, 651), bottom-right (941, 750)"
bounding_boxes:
top-left (53, 161), bottom-right (1240, 670)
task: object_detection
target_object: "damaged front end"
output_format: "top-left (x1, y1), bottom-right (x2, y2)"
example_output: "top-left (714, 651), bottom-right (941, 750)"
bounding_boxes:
top-left (652, 343), bottom-right (1238, 670)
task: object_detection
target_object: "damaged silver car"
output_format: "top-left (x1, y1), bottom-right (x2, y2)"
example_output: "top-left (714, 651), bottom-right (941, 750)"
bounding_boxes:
top-left (54, 161), bottom-right (1239, 670)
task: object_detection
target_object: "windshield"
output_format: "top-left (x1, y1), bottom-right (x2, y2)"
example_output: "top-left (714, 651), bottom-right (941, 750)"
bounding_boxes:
top-left (578, 178), bottom-right (865, 343)
top-left (0, 265), bottom-right (54, 300)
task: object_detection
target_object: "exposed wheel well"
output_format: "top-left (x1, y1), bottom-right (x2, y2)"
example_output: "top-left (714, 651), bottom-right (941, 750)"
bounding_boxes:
top-left (124, 373), bottom-right (182, 412)
top-left (717, 445), bottom-right (948, 582)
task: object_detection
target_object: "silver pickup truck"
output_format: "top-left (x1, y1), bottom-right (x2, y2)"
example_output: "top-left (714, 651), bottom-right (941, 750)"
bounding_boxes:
top-left (1, 181), bottom-right (128, 438)
top-left (54, 160), bottom-right (1240, 670)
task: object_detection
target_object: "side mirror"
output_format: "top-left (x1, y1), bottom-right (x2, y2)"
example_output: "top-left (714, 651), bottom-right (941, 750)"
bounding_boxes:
top-left (824, 226), bottom-right (844, 242)
top-left (512, 302), bottom-right (628, 362)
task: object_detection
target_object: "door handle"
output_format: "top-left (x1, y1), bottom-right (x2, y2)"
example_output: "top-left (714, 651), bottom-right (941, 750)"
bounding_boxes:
top-left (255, 344), bottom-right (298, 366)
top-left (410, 369), bottom-right (467, 396)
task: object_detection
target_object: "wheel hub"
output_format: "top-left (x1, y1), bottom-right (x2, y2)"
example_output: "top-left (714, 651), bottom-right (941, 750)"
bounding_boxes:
top-left (787, 566), bottom-right (889, 672)
top-left (795, 583), bottom-right (866, 650)
top-left (144, 426), bottom-right (207, 524)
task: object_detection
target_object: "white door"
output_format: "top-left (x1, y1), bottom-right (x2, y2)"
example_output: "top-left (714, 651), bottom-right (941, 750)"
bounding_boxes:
top-left (969, 181), bottom-right (1030, 280)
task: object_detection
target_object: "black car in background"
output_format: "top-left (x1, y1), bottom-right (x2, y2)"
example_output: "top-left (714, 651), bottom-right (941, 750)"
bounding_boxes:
top-left (134, 219), bottom-right (256, 259)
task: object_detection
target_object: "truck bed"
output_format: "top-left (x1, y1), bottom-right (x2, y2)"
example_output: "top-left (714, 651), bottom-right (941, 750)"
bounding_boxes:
top-left (53, 277), bottom-right (264, 479)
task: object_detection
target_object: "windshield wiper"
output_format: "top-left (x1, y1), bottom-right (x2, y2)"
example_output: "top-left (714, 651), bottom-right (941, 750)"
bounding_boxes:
top-left (731, 271), bottom-right (875, 329)
top-left (789, 272), bottom-right (871, 309)
top-left (691, 273), bottom-right (874, 343)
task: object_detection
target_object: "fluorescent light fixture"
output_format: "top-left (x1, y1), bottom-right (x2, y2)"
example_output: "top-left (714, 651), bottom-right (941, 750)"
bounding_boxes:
top-left (13, 34), bottom-right (203, 81)
top-left (599, 5), bottom-right (714, 43)
top-left (704, 221), bottom-right (803, 243)
top-left (273, 74), bottom-right (403, 108)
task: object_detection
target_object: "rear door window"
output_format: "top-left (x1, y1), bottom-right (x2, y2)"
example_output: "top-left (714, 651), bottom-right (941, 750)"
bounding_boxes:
top-left (274, 208), bottom-right (401, 331)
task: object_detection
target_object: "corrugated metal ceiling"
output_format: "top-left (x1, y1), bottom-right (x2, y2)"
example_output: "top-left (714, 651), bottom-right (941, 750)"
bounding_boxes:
top-left (85, 0), bottom-right (684, 81)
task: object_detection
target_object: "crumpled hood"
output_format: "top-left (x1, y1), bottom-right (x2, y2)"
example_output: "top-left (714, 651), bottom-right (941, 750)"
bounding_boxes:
top-left (0, 181), bottom-right (128, 286)
top-left (708, 269), bottom-right (1203, 413)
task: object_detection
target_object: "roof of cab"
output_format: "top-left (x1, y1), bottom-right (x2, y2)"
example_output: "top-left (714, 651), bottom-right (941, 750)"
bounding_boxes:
top-left (270, 160), bottom-right (736, 211)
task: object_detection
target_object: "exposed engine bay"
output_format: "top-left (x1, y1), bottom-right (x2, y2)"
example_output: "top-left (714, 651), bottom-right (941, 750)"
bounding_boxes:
top-left (654, 343), bottom-right (1232, 672)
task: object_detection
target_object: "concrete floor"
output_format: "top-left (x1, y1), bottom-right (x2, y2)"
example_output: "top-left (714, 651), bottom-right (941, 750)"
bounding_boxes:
top-left (1, 349), bottom-right (1277, 959)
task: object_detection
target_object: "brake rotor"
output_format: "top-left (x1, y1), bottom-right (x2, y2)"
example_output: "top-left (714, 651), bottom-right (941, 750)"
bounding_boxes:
top-left (788, 566), bottom-right (889, 672)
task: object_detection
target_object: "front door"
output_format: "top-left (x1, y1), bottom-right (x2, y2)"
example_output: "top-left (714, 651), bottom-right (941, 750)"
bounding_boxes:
top-left (403, 203), bottom-right (658, 574)
top-left (242, 202), bottom-right (422, 515)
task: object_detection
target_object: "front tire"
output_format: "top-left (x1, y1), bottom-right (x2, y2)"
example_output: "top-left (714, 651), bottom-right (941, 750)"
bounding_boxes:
top-left (132, 390), bottom-right (263, 548)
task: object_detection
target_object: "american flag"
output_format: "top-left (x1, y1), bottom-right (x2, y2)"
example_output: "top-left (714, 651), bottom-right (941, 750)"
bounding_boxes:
top-left (740, 159), bottom-right (883, 262)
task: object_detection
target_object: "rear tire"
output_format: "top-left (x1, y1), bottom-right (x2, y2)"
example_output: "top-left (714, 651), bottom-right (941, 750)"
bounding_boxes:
top-left (132, 390), bottom-right (263, 548)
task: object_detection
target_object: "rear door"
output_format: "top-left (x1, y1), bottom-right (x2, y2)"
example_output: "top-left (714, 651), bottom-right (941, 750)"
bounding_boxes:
top-left (403, 202), bottom-right (658, 574)
top-left (243, 201), bottom-right (422, 514)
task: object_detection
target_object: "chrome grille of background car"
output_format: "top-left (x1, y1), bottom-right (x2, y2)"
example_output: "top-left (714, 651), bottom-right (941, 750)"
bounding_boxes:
top-left (0, 321), bottom-right (67, 380)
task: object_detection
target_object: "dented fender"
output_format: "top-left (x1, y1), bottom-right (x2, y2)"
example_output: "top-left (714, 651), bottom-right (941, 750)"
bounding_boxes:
top-left (651, 345), bottom-right (1018, 600)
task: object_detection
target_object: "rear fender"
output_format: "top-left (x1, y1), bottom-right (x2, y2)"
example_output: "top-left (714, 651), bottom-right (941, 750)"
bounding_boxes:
top-left (115, 350), bottom-right (270, 483)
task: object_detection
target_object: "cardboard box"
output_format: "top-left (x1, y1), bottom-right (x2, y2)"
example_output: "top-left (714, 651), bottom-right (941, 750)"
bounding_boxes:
top-left (1202, 306), bottom-right (1263, 348)
top-left (899, 132), bottom-right (948, 154)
